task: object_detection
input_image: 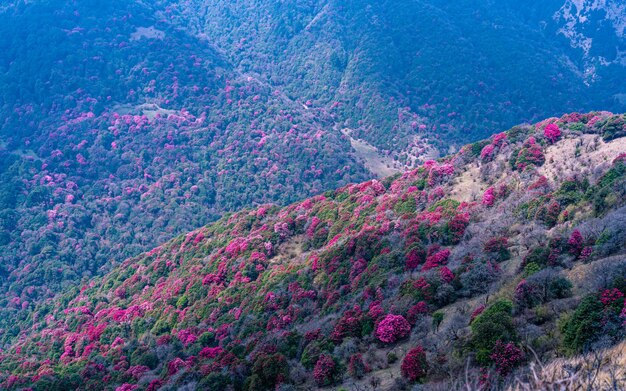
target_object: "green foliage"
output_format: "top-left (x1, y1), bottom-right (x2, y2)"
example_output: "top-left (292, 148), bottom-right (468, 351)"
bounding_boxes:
top-left (470, 140), bottom-right (491, 157)
top-left (470, 300), bottom-right (517, 364)
top-left (394, 197), bottom-right (417, 215)
top-left (549, 277), bottom-right (573, 299)
top-left (130, 348), bottom-right (159, 369)
top-left (560, 295), bottom-right (603, 354)
top-left (176, 295), bottom-right (189, 309)
top-left (587, 160), bottom-right (626, 214)
top-left (523, 262), bottom-right (541, 277)
top-left (427, 199), bottom-right (460, 216)
top-left (597, 115), bottom-right (626, 141)
top-left (554, 179), bottom-right (587, 207)
top-left (301, 339), bottom-right (333, 369)
top-left (151, 318), bottom-right (172, 335)
top-left (523, 246), bottom-right (551, 269)
top-left (199, 372), bottom-right (232, 391)
top-left (249, 353), bottom-right (289, 390)
top-left (199, 331), bottom-right (217, 347)
top-left (432, 311), bottom-right (444, 332)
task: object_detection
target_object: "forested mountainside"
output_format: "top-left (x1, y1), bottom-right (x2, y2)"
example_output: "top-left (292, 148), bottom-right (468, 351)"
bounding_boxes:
top-left (1, 0), bottom-right (624, 327)
top-left (1, 112), bottom-right (624, 390)
top-left (0, 0), bottom-right (369, 315)
top-left (162, 0), bottom-right (626, 153)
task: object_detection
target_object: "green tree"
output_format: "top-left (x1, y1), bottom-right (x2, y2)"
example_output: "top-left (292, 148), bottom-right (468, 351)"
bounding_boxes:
top-left (470, 300), bottom-right (517, 364)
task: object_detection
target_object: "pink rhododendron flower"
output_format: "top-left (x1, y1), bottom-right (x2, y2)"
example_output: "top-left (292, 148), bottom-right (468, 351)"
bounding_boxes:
top-left (543, 123), bottom-right (561, 143)
top-left (401, 346), bottom-right (428, 381)
top-left (490, 340), bottom-right (524, 376)
top-left (482, 187), bottom-right (495, 206)
top-left (376, 314), bottom-right (411, 343)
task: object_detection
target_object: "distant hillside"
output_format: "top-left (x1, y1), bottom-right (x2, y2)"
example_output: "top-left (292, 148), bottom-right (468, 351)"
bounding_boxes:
top-left (162, 0), bottom-right (626, 153)
top-left (0, 0), bottom-right (369, 315)
top-left (1, 112), bottom-right (624, 390)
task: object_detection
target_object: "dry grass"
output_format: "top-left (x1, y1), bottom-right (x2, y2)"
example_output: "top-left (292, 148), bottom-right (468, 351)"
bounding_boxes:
top-left (539, 135), bottom-right (626, 185)
top-left (340, 128), bottom-right (401, 178)
top-left (506, 342), bottom-right (626, 391)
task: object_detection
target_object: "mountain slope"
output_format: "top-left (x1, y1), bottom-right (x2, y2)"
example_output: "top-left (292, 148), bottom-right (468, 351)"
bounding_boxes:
top-left (0, 0), bottom-right (369, 315)
top-left (1, 112), bottom-right (624, 390)
top-left (1, 0), bottom-right (625, 331)
top-left (162, 0), bottom-right (626, 153)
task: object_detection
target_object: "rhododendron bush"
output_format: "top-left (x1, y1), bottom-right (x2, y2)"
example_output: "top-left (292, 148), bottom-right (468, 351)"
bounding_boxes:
top-left (543, 123), bottom-right (561, 143)
top-left (313, 354), bottom-right (336, 386)
top-left (376, 314), bottom-right (411, 343)
top-left (490, 340), bottom-right (524, 376)
top-left (401, 346), bottom-right (429, 382)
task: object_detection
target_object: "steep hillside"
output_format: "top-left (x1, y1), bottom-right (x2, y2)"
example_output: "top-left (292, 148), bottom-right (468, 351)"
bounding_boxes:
top-left (555, 0), bottom-right (626, 82)
top-left (1, 0), bottom-right (625, 334)
top-left (1, 112), bottom-right (624, 390)
top-left (0, 0), bottom-right (369, 316)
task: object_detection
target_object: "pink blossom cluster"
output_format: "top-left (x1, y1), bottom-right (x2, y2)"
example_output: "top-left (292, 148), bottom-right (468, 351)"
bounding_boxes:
top-left (440, 266), bottom-right (455, 283)
top-left (401, 346), bottom-right (428, 382)
top-left (489, 340), bottom-right (524, 376)
top-left (480, 144), bottom-right (495, 161)
top-left (407, 301), bottom-right (429, 324)
top-left (600, 288), bottom-right (624, 306)
top-left (422, 249), bottom-right (450, 271)
top-left (368, 302), bottom-right (385, 320)
top-left (567, 229), bottom-right (584, 256)
top-left (482, 187), bottom-right (495, 206)
top-left (376, 314), bottom-right (411, 343)
top-left (199, 347), bottom-right (223, 359)
top-left (167, 358), bottom-right (188, 375)
top-left (313, 355), bottom-right (336, 386)
top-left (543, 123), bottom-right (561, 143)
top-left (413, 277), bottom-right (432, 300)
top-left (177, 329), bottom-right (197, 347)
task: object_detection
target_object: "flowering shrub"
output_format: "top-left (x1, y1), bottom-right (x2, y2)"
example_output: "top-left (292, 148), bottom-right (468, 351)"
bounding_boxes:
top-left (313, 354), bottom-right (336, 386)
top-left (347, 354), bottom-right (368, 379)
top-left (401, 346), bottom-right (428, 382)
top-left (251, 353), bottom-right (289, 389)
top-left (568, 229), bottom-right (584, 256)
top-left (447, 212), bottom-right (470, 243)
top-left (480, 144), bottom-right (495, 161)
top-left (405, 247), bottom-right (426, 270)
top-left (0, 111), bottom-right (624, 389)
top-left (167, 358), bottom-right (188, 375)
top-left (483, 237), bottom-right (510, 262)
top-left (331, 307), bottom-right (364, 343)
top-left (407, 302), bottom-right (429, 324)
top-left (440, 266), bottom-right (455, 283)
top-left (514, 279), bottom-right (539, 308)
top-left (376, 314), bottom-right (411, 343)
top-left (482, 187), bottom-right (495, 206)
top-left (422, 249), bottom-right (450, 271)
top-left (600, 289), bottom-right (624, 306)
top-left (580, 246), bottom-right (593, 260)
top-left (512, 137), bottom-right (545, 170)
top-left (543, 123), bottom-right (561, 143)
top-left (489, 340), bottom-right (524, 376)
